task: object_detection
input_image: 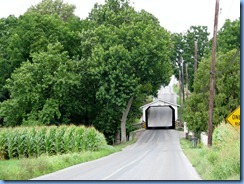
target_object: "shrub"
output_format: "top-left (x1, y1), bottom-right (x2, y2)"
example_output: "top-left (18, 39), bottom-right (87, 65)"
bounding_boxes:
top-left (212, 122), bottom-right (240, 150)
top-left (211, 122), bottom-right (240, 179)
top-left (210, 122), bottom-right (240, 179)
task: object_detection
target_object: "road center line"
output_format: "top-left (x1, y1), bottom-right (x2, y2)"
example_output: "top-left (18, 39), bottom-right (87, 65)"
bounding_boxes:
top-left (102, 150), bottom-right (150, 180)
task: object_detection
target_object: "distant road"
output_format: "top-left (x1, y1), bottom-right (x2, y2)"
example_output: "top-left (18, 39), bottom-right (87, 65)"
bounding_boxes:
top-left (33, 130), bottom-right (201, 180)
top-left (157, 85), bottom-right (177, 104)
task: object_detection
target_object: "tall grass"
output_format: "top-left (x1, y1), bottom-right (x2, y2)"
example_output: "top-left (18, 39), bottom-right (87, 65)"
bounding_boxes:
top-left (181, 122), bottom-right (240, 180)
top-left (0, 125), bottom-right (107, 160)
top-left (211, 123), bottom-right (240, 180)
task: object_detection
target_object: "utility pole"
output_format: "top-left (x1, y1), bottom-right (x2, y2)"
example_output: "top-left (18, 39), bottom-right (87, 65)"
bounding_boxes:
top-left (179, 66), bottom-right (182, 124)
top-left (181, 57), bottom-right (185, 102)
top-left (194, 40), bottom-right (198, 80)
top-left (180, 57), bottom-right (185, 126)
top-left (186, 63), bottom-right (189, 98)
top-left (208, 0), bottom-right (220, 147)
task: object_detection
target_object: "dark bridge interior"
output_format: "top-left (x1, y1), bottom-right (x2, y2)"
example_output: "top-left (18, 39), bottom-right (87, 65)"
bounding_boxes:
top-left (145, 105), bottom-right (175, 129)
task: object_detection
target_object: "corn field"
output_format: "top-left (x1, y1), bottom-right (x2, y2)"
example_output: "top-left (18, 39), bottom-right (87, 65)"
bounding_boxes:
top-left (0, 125), bottom-right (107, 160)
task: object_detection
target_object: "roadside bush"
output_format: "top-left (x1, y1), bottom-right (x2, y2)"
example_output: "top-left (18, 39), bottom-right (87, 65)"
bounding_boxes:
top-left (212, 121), bottom-right (240, 150)
top-left (211, 122), bottom-right (240, 179)
top-left (0, 125), bottom-right (107, 160)
top-left (181, 122), bottom-right (240, 180)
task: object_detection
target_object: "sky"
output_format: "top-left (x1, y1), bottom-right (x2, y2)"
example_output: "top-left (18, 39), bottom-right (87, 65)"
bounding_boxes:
top-left (0, 0), bottom-right (240, 35)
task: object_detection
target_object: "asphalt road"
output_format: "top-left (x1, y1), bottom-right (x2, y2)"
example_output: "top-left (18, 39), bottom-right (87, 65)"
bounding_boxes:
top-left (33, 130), bottom-right (201, 180)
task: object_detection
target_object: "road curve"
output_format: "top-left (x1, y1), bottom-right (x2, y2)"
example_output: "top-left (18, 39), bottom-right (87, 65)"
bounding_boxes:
top-left (33, 130), bottom-right (201, 180)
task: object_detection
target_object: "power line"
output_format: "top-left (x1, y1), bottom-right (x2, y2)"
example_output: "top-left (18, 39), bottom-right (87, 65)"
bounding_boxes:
top-left (214, 48), bottom-right (240, 75)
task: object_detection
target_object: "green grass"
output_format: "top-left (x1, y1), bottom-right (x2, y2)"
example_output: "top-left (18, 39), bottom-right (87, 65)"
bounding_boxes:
top-left (180, 139), bottom-right (212, 179)
top-left (0, 140), bottom-right (135, 180)
top-left (180, 123), bottom-right (240, 180)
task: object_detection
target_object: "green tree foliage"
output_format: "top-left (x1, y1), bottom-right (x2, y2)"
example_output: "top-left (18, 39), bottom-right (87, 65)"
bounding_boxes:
top-left (0, 43), bottom-right (82, 126)
top-left (0, 1), bottom-right (81, 103)
top-left (0, 0), bottom-right (173, 143)
top-left (183, 26), bottom-right (210, 61)
top-left (171, 26), bottom-right (210, 91)
top-left (170, 33), bottom-right (184, 78)
top-left (217, 18), bottom-right (240, 53)
top-left (27, 0), bottom-right (76, 21)
top-left (183, 18), bottom-right (240, 134)
top-left (183, 49), bottom-right (240, 133)
top-left (82, 0), bottom-right (172, 142)
top-left (18, 12), bottom-right (81, 59)
top-left (88, 0), bottom-right (172, 92)
top-left (0, 15), bottom-right (22, 102)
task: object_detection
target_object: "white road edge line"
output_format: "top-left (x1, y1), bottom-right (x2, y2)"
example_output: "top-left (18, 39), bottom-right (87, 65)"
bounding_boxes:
top-left (102, 150), bottom-right (150, 180)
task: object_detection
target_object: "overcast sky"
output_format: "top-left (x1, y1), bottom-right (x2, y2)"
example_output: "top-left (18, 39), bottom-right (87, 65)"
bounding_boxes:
top-left (0, 0), bottom-right (240, 35)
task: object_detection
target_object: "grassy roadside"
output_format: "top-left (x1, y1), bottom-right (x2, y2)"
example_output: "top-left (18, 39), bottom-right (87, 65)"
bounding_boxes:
top-left (180, 123), bottom-right (240, 180)
top-left (0, 139), bottom-right (136, 180)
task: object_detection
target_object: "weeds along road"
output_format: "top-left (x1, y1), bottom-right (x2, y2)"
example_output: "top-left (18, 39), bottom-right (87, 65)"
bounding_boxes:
top-left (33, 129), bottom-right (201, 180)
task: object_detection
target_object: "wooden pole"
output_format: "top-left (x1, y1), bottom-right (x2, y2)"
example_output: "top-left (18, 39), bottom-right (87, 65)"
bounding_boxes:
top-left (179, 68), bottom-right (182, 124)
top-left (181, 57), bottom-right (185, 102)
top-left (186, 63), bottom-right (189, 98)
top-left (194, 40), bottom-right (198, 81)
top-left (208, 0), bottom-right (219, 147)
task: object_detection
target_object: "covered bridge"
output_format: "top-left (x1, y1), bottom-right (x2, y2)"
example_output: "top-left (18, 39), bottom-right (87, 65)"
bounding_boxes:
top-left (140, 99), bottom-right (180, 129)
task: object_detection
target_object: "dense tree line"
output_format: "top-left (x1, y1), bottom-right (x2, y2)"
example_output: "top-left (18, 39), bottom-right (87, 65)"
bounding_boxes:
top-left (183, 18), bottom-right (240, 135)
top-left (0, 0), bottom-right (173, 143)
top-left (170, 26), bottom-right (210, 92)
top-left (170, 18), bottom-right (240, 94)
top-left (0, 0), bottom-right (240, 143)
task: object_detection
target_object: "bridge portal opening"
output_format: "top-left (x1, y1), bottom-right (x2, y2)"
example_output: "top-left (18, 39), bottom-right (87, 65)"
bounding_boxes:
top-left (145, 105), bottom-right (175, 129)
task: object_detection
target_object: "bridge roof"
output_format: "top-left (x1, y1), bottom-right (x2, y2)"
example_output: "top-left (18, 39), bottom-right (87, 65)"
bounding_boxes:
top-left (140, 98), bottom-right (180, 109)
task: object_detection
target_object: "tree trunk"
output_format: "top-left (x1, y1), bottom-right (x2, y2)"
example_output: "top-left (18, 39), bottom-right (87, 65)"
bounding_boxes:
top-left (121, 96), bottom-right (134, 143)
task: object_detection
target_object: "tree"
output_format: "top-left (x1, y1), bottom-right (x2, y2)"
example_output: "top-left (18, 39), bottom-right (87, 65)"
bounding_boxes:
top-left (82, 0), bottom-right (172, 142)
top-left (170, 33), bottom-right (184, 79)
top-left (171, 26), bottom-right (210, 91)
top-left (0, 3), bottom-right (82, 102)
top-left (217, 18), bottom-right (240, 53)
top-left (183, 18), bottom-right (240, 135)
top-left (27, 0), bottom-right (76, 21)
top-left (0, 16), bottom-right (22, 102)
top-left (0, 0), bottom-right (173, 144)
top-left (0, 43), bottom-right (82, 126)
top-left (18, 11), bottom-right (81, 59)
top-left (24, 0), bottom-right (82, 57)
top-left (183, 49), bottom-right (240, 135)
